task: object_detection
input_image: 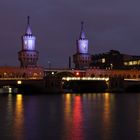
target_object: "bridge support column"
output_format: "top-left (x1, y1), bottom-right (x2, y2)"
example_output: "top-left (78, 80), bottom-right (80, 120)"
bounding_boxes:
top-left (44, 75), bottom-right (63, 93)
top-left (108, 77), bottom-right (124, 92)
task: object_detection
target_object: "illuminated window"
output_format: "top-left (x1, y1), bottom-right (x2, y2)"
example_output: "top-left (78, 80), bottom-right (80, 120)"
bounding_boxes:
top-left (138, 60), bottom-right (140, 65)
top-left (133, 61), bottom-right (137, 65)
top-left (102, 58), bottom-right (105, 63)
top-left (128, 61), bottom-right (133, 65)
top-left (124, 62), bottom-right (128, 66)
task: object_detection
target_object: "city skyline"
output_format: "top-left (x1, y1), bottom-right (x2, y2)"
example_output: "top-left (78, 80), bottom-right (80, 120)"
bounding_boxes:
top-left (0, 0), bottom-right (140, 68)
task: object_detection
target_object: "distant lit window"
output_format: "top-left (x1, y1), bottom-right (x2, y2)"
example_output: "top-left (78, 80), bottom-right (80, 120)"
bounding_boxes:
top-left (102, 58), bottom-right (105, 63)
top-left (138, 60), bottom-right (140, 65)
top-left (133, 61), bottom-right (137, 65)
top-left (124, 62), bottom-right (128, 66)
top-left (128, 61), bottom-right (133, 65)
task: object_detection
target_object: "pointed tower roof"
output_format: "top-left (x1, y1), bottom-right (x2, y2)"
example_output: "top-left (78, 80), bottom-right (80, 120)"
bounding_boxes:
top-left (79, 21), bottom-right (86, 39)
top-left (25, 16), bottom-right (32, 35)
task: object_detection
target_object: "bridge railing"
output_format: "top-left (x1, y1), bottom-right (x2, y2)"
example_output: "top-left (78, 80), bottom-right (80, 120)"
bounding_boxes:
top-left (0, 77), bottom-right (43, 80)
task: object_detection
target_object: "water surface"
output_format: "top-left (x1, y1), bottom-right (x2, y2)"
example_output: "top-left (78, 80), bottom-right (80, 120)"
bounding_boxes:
top-left (0, 93), bottom-right (140, 140)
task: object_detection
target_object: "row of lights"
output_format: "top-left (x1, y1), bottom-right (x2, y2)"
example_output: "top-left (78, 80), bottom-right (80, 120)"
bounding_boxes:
top-left (62, 77), bottom-right (109, 81)
top-left (124, 60), bottom-right (140, 66)
top-left (124, 78), bottom-right (140, 81)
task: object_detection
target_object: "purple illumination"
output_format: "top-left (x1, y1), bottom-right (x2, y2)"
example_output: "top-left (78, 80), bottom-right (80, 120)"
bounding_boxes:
top-left (77, 39), bottom-right (88, 54)
top-left (22, 16), bottom-right (36, 51)
top-left (77, 22), bottom-right (89, 54)
top-left (23, 36), bottom-right (36, 51)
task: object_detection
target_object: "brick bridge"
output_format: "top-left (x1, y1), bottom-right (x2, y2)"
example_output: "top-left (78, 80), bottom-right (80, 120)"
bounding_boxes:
top-left (0, 67), bottom-right (140, 93)
top-left (44, 68), bottom-right (140, 79)
top-left (44, 68), bottom-right (140, 92)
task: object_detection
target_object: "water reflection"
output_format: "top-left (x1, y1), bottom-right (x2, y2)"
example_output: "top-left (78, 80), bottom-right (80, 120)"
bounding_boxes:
top-left (72, 95), bottom-right (84, 140)
top-left (138, 107), bottom-right (140, 137)
top-left (13, 94), bottom-right (24, 140)
top-left (64, 94), bottom-right (72, 123)
top-left (7, 94), bottom-right (14, 120)
top-left (2, 93), bottom-right (140, 140)
top-left (64, 94), bottom-right (84, 140)
top-left (101, 93), bottom-right (112, 140)
top-left (63, 94), bottom-right (72, 140)
top-left (63, 93), bottom-right (115, 140)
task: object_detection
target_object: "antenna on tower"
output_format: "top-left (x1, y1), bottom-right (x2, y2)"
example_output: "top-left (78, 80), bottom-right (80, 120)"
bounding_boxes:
top-left (81, 21), bottom-right (84, 31)
top-left (27, 16), bottom-right (30, 25)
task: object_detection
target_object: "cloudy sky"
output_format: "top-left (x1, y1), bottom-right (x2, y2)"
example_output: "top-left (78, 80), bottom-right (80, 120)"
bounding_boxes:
top-left (0, 0), bottom-right (140, 68)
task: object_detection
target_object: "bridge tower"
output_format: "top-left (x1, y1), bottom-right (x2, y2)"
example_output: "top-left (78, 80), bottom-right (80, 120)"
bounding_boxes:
top-left (18, 16), bottom-right (39, 68)
top-left (73, 22), bottom-right (91, 69)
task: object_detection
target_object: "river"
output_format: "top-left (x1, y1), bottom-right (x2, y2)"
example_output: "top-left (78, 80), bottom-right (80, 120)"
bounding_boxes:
top-left (0, 93), bottom-right (140, 140)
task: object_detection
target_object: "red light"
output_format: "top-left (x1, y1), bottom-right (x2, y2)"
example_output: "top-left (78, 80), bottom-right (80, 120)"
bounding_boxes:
top-left (76, 72), bottom-right (79, 76)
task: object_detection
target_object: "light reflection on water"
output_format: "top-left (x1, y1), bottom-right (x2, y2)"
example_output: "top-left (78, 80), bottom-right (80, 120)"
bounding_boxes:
top-left (13, 94), bottom-right (24, 140)
top-left (72, 96), bottom-right (84, 140)
top-left (101, 93), bottom-right (112, 140)
top-left (63, 93), bottom-right (114, 140)
top-left (0, 93), bottom-right (140, 140)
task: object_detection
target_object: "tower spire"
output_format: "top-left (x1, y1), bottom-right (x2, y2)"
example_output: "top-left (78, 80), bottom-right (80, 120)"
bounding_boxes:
top-left (19, 17), bottom-right (38, 68)
top-left (80, 21), bottom-right (86, 39)
top-left (25, 16), bottom-right (32, 35)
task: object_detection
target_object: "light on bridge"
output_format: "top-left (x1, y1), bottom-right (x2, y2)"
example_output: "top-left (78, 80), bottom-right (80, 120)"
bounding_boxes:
top-left (51, 72), bottom-right (54, 75)
top-left (76, 72), bottom-right (80, 76)
top-left (62, 77), bottom-right (109, 81)
top-left (17, 80), bottom-right (22, 85)
top-left (9, 88), bottom-right (12, 93)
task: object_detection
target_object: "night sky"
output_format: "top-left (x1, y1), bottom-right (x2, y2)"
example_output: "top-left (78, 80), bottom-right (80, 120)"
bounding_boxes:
top-left (0, 0), bottom-right (140, 68)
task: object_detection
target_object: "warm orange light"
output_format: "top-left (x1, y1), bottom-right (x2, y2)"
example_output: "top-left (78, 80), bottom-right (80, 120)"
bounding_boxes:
top-left (13, 94), bottom-right (24, 139)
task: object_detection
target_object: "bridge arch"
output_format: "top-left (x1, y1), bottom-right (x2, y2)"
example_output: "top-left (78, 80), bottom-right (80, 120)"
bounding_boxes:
top-left (54, 71), bottom-right (75, 79)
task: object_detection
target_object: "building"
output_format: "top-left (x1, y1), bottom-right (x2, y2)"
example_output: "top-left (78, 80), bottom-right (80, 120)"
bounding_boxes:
top-left (73, 22), bottom-right (91, 69)
top-left (123, 54), bottom-right (140, 69)
top-left (18, 16), bottom-right (39, 68)
top-left (90, 50), bottom-right (140, 70)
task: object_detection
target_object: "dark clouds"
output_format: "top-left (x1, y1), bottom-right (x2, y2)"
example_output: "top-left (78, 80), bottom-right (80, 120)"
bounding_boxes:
top-left (0, 0), bottom-right (140, 67)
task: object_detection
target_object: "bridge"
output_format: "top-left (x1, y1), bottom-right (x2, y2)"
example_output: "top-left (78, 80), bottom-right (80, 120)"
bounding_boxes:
top-left (0, 66), bottom-right (45, 93)
top-left (44, 68), bottom-right (140, 93)
top-left (44, 68), bottom-right (140, 78)
top-left (0, 67), bottom-right (140, 93)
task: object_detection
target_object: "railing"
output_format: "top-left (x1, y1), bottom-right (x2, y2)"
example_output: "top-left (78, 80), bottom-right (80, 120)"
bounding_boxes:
top-left (0, 77), bottom-right (43, 80)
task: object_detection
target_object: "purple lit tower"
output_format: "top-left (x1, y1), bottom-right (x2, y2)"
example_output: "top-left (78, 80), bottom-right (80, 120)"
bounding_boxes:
top-left (73, 22), bottom-right (91, 69)
top-left (18, 16), bottom-right (39, 68)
